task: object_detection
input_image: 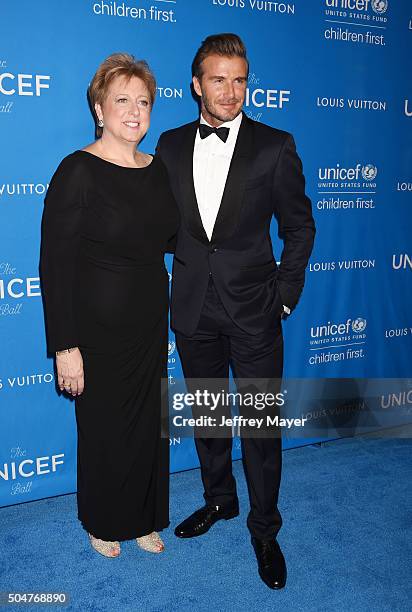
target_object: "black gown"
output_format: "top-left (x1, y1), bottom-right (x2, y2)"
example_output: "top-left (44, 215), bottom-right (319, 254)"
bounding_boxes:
top-left (40, 150), bottom-right (179, 541)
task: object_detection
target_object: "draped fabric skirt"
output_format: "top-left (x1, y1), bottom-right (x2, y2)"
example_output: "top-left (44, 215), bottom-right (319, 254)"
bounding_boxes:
top-left (74, 260), bottom-right (170, 541)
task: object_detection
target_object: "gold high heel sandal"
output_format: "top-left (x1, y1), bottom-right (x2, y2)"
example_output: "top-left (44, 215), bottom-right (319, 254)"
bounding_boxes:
top-left (136, 531), bottom-right (164, 553)
top-left (88, 533), bottom-right (121, 558)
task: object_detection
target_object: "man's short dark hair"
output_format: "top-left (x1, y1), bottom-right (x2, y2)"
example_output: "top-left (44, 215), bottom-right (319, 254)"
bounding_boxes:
top-left (191, 33), bottom-right (249, 79)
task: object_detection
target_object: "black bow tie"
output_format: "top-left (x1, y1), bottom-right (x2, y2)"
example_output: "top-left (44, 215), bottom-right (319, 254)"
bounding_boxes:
top-left (199, 124), bottom-right (230, 143)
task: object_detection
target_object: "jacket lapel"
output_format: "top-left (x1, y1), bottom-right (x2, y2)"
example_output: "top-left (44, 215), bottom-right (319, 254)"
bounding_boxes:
top-left (178, 121), bottom-right (209, 245)
top-left (211, 113), bottom-right (253, 244)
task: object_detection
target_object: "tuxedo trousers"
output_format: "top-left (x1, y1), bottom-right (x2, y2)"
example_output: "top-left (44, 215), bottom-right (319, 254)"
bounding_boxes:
top-left (175, 277), bottom-right (283, 540)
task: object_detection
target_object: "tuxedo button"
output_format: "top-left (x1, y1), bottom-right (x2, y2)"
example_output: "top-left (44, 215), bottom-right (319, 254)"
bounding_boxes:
top-left (210, 247), bottom-right (218, 254)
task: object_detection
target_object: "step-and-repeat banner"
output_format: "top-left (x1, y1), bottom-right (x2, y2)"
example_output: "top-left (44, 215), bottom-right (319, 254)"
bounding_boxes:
top-left (1, 1), bottom-right (411, 507)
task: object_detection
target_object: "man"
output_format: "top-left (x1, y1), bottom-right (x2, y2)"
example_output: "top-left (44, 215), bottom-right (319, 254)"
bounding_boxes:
top-left (157, 33), bottom-right (315, 590)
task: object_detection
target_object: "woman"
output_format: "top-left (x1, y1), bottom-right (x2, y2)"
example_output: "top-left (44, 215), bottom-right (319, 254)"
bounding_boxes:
top-left (40, 53), bottom-right (179, 558)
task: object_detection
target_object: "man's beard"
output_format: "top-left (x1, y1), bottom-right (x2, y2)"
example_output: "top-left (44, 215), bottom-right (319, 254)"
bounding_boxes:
top-left (201, 93), bottom-right (242, 124)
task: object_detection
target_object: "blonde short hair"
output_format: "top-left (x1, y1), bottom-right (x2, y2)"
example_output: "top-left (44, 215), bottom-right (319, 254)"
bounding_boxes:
top-left (88, 53), bottom-right (156, 137)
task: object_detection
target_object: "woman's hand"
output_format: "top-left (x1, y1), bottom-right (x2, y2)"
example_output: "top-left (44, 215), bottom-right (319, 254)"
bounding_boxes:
top-left (56, 348), bottom-right (84, 396)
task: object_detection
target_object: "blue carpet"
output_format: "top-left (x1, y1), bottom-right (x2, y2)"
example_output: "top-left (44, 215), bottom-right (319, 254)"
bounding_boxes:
top-left (0, 437), bottom-right (411, 612)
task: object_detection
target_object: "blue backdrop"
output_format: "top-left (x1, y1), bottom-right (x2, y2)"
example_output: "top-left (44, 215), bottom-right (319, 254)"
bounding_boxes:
top-left (1, 0), bottom-right (411, 507)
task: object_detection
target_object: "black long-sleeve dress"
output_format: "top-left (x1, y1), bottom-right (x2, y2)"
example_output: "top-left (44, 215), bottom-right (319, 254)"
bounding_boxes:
top-left (40, 150), bottom-right (179, 541)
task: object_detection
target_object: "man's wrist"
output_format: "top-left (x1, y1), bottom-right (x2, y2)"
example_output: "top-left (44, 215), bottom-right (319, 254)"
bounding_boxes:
top-left (56, 347), bottom-right (77, 356)
top-left (281, 305), bottom-right (290, 320)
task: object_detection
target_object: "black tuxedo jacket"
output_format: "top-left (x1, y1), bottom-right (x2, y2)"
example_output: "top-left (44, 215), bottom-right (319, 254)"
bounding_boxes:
top-left (156, 112), bottom-right (315, 337)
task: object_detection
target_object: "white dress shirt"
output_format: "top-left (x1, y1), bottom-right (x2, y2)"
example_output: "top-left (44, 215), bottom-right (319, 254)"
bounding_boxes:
top-left (193, 112), bottom-right (243, 241)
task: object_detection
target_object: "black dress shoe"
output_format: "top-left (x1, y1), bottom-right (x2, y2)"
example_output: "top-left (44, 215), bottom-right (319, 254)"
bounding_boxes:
top-left (251, 537), bottom-right (287, 590)
top-left (174, 504), bottom-right (239, 538)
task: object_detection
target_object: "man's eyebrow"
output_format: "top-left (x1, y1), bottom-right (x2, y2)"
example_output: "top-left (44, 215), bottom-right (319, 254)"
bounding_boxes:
top-left (207, 75), bottom-right (247, 80)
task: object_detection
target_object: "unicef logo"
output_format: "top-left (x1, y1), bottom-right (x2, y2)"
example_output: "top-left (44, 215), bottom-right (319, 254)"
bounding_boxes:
top-left (352, 318), bottom-right (367, 333)
top-left (168, 341), bottom-right (176, 356)
top-left (362, 164), bottom-right (378, 181)
top-left (372, 0), bottom-right (388, 14)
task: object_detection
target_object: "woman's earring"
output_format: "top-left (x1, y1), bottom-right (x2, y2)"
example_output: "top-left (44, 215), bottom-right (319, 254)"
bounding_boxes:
top-left (98, 119), bottom-right (104, 128)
